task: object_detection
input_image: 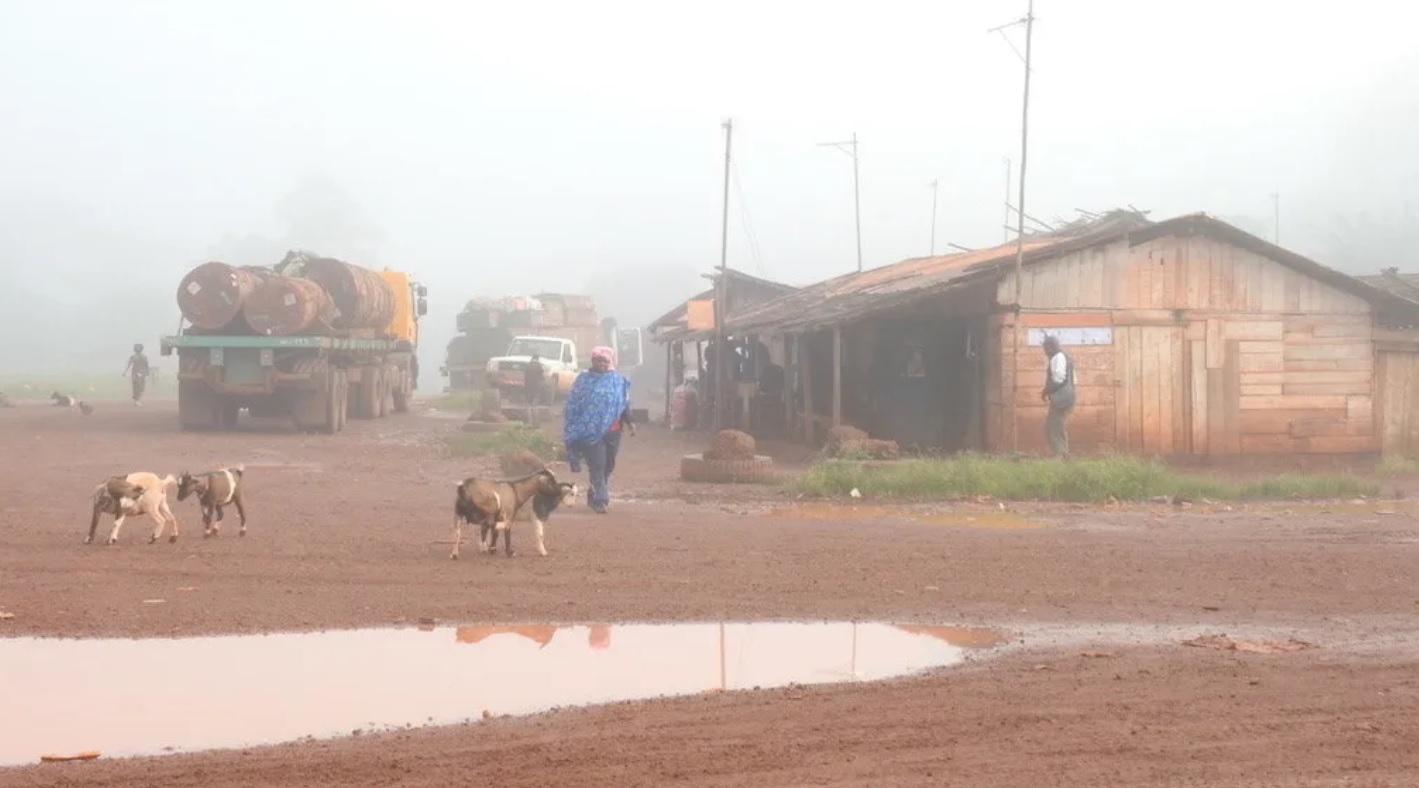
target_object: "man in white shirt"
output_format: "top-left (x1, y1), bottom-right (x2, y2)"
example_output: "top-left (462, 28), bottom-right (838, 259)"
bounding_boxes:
top-left (1039, 335), bottom-right (1075, 457)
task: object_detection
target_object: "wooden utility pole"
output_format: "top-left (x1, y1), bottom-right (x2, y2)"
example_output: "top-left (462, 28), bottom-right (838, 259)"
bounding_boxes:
top-left (1003, 157), bottom-right (1013, 243)
top-left (990, 0), bottom-right (1035, 453)
top-left (714, 118), bottom-right (734, 432)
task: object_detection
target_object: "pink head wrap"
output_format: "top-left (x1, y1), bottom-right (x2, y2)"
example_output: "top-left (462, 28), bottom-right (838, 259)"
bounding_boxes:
top-left (591, 346), bottom-right (616, 368)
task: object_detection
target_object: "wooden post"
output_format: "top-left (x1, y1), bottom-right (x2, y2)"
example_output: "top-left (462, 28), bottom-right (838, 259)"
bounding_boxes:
top-left (663, 342), bottom-right (673, 424)
top-left (802, 336), bottom-right (815, 446)
top-left (785, 335), bottom-right (796, 439)
top-left (832, 326), bottom-right (843, 428)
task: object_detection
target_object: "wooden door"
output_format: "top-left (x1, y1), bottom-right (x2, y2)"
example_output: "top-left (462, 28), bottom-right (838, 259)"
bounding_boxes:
top-left (1113, 325), bottom-right (1189, 455)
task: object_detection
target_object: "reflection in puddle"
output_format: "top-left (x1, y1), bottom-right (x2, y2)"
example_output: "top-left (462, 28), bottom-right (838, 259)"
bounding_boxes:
top-left (767, 504), bottom-right (1045, 529)
top-left (0, 621), bottom-right (1000, 766)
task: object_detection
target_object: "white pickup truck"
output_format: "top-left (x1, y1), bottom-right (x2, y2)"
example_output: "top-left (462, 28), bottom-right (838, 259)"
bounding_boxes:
top-left (485, 335), bottom-right (583, 403)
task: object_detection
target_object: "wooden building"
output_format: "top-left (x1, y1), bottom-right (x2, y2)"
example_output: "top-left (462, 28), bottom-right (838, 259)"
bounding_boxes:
top-left (727, 212), bottom-right (1419, 458)
top-left (647, 270), bottom-right (797, 427)
top-left (1357, 269), bottom-right (1419, 459)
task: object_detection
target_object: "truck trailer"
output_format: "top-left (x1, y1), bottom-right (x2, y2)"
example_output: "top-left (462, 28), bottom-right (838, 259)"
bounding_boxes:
top-left (161, 254), bottom-right (427, 433)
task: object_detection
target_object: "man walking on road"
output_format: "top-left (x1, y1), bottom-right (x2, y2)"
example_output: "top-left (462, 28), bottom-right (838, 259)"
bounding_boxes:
top-left (1040, 335), bottom-right (1075, 458)
top-left (123, 343), bottom-right (150, 406)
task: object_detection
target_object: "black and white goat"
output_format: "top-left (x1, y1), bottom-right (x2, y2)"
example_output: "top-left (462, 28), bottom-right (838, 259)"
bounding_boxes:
top-left (51, 391), bottom-right (93, 415)
top-left (482, 479), bottom-right (579, 557)
top-left (176, 465), bottom-right (249, 538)
top-left (452, 468), bottom-right (568, 559)
top-left (87, 472), bottom-right (179, 545)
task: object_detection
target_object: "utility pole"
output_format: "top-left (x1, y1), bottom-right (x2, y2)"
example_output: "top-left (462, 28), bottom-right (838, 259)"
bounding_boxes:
top-left (1003, 157), bottom-right (1013, 243)
top-left (714, 118), bottom-right (734, 432)
top-left (990, 0), bottom-right (1035, 454)
top-left (819, 133), bottom-right (863, 272)
top-left (929, 178), bottom-right (940, 256)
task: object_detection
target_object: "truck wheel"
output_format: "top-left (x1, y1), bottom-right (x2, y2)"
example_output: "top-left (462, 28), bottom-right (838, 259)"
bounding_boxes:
top-left (376, 366), bottom-right (390, 418)
top-left (392, 377), bottom-right (410, 413)
top-left (336, 371), bottom-right (348, 431)
top-left (219, 400), bottom-right (240, 431)
top-left (356, 366), bottom-right (378, 419)
top-left (323, 369), bottom-right (343, 434)
top-left (179, 379), bottom-right (218, 431)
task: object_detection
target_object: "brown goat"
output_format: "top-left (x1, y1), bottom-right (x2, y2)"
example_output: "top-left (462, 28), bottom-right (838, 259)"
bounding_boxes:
top-left (87, 472), bottom-right (178, 545)
top-left (176, 464), bottom-right (248, 538)
top-left (451, 468), bottom-right (562, 559)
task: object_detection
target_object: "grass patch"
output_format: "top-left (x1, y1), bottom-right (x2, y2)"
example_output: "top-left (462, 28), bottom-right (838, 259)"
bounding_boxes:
top-left (443, 424), bottom-right (554, 459)
top-left (788, 454), bottom-right (1379, 502)
top-left (1375, 457), bottom-right (1419, 477)
top-left (430, 389), bottom-right (484, 412)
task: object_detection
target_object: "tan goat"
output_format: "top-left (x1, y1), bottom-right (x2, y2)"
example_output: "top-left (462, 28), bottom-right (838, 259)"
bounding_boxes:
top-left (86, 472), bottom-right (180, 545)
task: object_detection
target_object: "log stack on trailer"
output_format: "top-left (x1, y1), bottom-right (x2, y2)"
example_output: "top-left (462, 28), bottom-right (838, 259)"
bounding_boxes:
top-left (162, 251), bottom-right (428, 434)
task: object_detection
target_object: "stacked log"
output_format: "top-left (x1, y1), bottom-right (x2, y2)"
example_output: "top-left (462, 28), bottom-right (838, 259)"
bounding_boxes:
top-left (176, 262), bottom-right (267, 330)
top-left (242, 275), bottom-right (336, 336)
top-left (301, 257), bottom-right (396, 331)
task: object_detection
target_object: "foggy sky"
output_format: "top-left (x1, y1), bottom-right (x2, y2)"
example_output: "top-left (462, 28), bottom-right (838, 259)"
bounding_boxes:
top-left (2, 0), bottom-right (1417, 373)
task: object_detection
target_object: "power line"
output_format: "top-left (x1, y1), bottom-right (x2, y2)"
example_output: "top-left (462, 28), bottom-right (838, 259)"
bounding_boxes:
top-left (730, 161), bottom-right (767, 276)
top-left (818, 133), bottom-right (863, 272)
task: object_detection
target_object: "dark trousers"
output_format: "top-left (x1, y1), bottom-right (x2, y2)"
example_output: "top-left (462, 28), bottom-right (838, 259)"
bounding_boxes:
top-left (583, 430), bottom-right (623, 508)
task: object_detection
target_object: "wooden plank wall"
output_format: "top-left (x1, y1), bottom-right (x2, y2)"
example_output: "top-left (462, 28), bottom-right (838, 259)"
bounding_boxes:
top-left (1377, 349), bottom-right (1419, 459)
top-left (991, 233), bottom-right (1380, 456)
top-left (994, 312), bottom-right (1116, 454)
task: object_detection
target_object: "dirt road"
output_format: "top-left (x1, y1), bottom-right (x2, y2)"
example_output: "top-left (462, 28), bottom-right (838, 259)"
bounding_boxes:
top-left (2, 397), bottom-right (1418, 786)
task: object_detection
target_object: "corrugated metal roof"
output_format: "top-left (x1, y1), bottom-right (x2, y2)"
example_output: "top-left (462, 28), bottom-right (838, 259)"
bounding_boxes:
top-left (1358, 269), bottom-right (1419, 303)
top-left (728, 212), bottom-right (1419, 335)
top-left (726, 238), bottom-right (1064, 334)
top-left (647, 269), bottom-right (797, 343)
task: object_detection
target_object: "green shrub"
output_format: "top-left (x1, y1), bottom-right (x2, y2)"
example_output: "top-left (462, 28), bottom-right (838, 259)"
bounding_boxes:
top-left (443, 424), bottom-right (554, 459)
top-left (788, 453), bottom-right (1378, 502)
top-left (430, 389), bottom-right (483, 412)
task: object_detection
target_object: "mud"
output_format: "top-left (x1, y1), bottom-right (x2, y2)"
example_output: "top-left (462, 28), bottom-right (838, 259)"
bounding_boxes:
top-left (2, 397), bottom-right (1419, 786)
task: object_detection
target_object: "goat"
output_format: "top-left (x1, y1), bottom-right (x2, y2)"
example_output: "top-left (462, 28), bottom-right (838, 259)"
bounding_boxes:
top-left (482, 480), bottom-right (579, 558)
top-left (87, 472), bottom-right (179, 545)
top-left (51, 392), bottom-right (93, 415)
top-left (176, 464), bottom-right (248, 538)
top-left (451, 468), bottom-right (562, 559)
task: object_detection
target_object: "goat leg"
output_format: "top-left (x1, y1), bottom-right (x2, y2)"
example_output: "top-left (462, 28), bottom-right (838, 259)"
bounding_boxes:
top-left (161, 499), bottom-right (179, 543)
top-left (451, 516), bottom-right (462, 560)
top-left (233, 493), bottom-right (248, 537)
top-left (501, 520), bottom-right (514, 557)
top-left (107, 514), bottom-right (126, 545)
top-left (87, 504), bottom-right (103, 544)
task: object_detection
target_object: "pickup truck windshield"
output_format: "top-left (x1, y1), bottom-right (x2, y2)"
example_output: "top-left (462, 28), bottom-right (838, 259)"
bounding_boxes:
top-left (506, 338), bottom-right (565, 359)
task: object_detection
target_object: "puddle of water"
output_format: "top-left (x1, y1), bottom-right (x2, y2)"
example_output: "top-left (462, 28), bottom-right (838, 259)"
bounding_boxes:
top-left (766, 504), bottom-right (1044, 529)
top-left (0, 620), bottom-right (1000, 767)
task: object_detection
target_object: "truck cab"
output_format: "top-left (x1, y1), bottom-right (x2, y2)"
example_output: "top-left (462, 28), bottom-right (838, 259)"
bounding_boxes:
top-left (485, 336), bottom-right (581, 402)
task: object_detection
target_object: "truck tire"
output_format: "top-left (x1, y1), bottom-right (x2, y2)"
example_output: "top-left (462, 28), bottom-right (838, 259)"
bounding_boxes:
top-left (679, 453), bottom-right (778, 484)
top-left (376, 365), bottom-right (390, 418)
top-left (178, 379), bottom-right (218, 431)
top-left (355, 366), bottom-right (378, 420)
top-left (335, 369), bottom-right (348, 431)
top-left (323, 368), bottom-right (344, 434)
top-left (219, 400), bottom-right (240, 431)
top-left (392, 375), bottom-right (410, 413)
